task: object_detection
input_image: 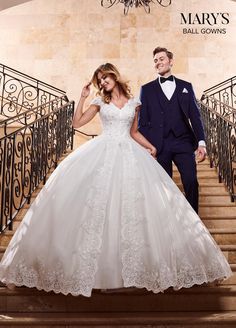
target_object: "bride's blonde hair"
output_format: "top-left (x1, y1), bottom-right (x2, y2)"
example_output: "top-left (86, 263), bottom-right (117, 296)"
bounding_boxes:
top-left (91, 63), bottom-right (132, 103)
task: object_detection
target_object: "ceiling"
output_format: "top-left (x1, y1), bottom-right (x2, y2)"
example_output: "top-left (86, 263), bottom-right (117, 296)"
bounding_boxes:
top-left (0, 0), bottom-right (32, 11)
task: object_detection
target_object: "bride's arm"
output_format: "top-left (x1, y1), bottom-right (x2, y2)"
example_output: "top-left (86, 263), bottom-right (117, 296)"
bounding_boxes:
top-left (72, 83), bottom-right (99, 129)
top-left (130, 106), bottom-right (157, 158)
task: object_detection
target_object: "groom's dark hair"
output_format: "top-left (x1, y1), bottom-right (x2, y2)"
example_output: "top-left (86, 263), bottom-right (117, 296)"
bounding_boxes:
top-left (153, 47), bottom-right (173, 60)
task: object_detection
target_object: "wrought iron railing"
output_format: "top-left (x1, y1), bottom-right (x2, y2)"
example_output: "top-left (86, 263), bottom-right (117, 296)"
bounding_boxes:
top-left (74, 129), bottom-right (97, 138)
top-left (200, 97), bottom-right (236, 202)
top-left (201, 76), bottom-right (236, 108)
top-left (200, 96), bottom-right (236, 124)
top-left (0, 98), bottom-right (74, 232)
top-left (0, 63), bottom-right (74, 232)
top-left (0, 63), bottom-right (67, 118)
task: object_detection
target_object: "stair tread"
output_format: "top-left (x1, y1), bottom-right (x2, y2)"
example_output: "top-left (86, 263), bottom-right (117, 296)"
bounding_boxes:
top-left (201, 215), bottom-right (236, 218)
top-left (220, 245), bottom-right (236, 250)
top-left (209, 228), bottom-right (236, 233)
top-left (199, 203), bottom-right (236, 207)
top-left (0, 284), bottom-right (236, 295)
top-left (0, 311), bottom-right (236, 325)
top-left (199, 193), bottom-right (231, 195)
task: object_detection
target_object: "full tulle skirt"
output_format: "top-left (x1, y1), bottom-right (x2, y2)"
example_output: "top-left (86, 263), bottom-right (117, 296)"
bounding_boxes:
top-left (0, 135), bottom-right (232, 297)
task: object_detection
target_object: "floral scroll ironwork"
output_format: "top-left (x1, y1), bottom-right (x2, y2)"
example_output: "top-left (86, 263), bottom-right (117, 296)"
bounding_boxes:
top-left (0, 100), bottom-right (74, 232)
top-left (101, 0), bottom-right (171, 14)
top-left (0, 63), bottom-right (74, 232)
top-left (0, 63), bottom-right (67, 119)
top-left (202, 76), bottom-right (236, 109)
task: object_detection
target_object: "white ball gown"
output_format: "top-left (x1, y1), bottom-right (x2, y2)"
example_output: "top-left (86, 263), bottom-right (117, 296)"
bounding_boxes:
top-left (0, 97), bottom-right (232, 297)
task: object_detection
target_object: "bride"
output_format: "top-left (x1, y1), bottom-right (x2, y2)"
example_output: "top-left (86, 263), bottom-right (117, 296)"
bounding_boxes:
top-left (0, 63), bottom-right (232, 297)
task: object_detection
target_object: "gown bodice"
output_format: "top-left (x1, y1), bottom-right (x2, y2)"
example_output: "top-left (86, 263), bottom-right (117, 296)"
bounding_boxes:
top-left (91, 97), bottom-right (140, 139)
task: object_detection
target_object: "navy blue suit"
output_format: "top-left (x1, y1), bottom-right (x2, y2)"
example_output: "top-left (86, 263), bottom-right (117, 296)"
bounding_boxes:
top-left (139, 77), bottom-right (205, 213)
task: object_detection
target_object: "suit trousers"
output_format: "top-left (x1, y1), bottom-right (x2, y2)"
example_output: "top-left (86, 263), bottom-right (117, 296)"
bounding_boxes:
top-left (157, 131), bottom-right (199, 213)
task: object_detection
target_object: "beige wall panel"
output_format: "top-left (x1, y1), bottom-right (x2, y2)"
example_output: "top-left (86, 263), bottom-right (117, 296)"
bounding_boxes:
top-left (0, 0), bottom-right (235, 135)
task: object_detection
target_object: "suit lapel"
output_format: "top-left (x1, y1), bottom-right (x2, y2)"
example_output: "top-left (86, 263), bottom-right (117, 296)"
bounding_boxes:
top-left (175, 78), bottom-right (183, 102)
top-left (175, 78), bottom-right (189, 116)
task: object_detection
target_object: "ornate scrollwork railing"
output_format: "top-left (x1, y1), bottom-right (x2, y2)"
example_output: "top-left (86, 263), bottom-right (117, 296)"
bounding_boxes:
top-left (199, 97), bottom-right (236, 202)
top-left (201, 76), bottom-right (236, 108)
top-left (0, 63), bottom-right (67, 118)
top-left (0, 98), bottom-right (74, 232)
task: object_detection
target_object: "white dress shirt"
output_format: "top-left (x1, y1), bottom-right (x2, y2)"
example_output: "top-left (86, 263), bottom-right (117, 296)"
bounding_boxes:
top-left (158, 76), bottom-right (206, 148)
top-left (159, 76), bottom-right (176, 100)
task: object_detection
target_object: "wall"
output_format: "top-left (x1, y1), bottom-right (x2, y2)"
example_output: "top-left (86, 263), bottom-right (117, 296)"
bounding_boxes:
top-left (0, 0), bottom-right (235, 135)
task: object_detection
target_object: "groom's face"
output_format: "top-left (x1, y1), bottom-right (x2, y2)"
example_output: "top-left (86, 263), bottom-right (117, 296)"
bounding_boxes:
top-left (153, 51), bottom-right (173, 77)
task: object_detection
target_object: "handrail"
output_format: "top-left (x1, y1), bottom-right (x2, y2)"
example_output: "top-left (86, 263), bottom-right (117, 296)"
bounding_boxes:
top-left (199, 97), bottom-right (236, 202)
top-left (0, 95), bottom-right (29, 112)
top-left (0, 97), bottom-right (67, 129)
top-left (0, 99), bottom-right (73, 140)
top-left (0, 63), bottom-right (65, 94)
top-left (0, 63), bottom-right (74, 233)
top-left (74, 129), bottom-right (98, 138)
top-left (0, 100), bottom-right (75, 232)
top-left (201, 95), bottom-right (236, 124)
top-left (0, 63), bottom-right (68, 118)
top-left (202, 76), bottom-right (236, 109)
top-left (203, 76), bottom-right (236, 94)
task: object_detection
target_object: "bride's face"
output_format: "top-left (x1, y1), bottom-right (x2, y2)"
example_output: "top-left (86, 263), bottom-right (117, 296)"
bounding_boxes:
top-left (97, 71), bottom-right (116, 92)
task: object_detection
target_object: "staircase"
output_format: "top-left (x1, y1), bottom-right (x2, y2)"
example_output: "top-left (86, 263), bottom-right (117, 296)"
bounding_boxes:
top-left (0, 132), bottom-right (236, 327)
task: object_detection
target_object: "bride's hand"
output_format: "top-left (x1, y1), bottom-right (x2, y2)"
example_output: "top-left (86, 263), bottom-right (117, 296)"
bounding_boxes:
top-left (147, 146), bottom-right (157, 159)
top-left (81, 82), bottom-right (91, 99)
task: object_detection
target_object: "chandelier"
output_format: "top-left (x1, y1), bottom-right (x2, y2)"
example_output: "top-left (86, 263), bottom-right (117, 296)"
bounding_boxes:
top-left (101, 0), bottom-right (172, 15)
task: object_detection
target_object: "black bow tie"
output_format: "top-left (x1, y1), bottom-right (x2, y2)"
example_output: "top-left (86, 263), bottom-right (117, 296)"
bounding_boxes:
top-left (160, 75), bottom-right (174, 84)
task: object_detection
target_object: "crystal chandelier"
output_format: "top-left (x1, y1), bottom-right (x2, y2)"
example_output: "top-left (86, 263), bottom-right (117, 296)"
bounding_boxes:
top-left (101, 0), bottom-right (172, 15)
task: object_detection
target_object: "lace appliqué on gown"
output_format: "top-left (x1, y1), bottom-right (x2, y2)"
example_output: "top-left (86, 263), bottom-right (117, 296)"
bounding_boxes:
top-left (120, 136), bottom-right (230, 293)
top-left (0, 96), bottom-right (232, 297)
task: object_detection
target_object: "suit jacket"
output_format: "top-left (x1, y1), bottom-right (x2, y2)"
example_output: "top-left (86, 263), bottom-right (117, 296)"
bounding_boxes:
top-left (138, 77), bottom-right (205, 152)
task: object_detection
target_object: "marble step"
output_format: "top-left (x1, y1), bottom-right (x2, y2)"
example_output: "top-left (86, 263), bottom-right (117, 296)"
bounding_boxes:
top-left (177, 183), bottom-right (228, 193)
top-left (175, 177), bottom-right (219, 184)
top-left (199, 195), bottom-right (233, 204)
top-left (221, 245), bottom-right (236, 264)
top-left (199, 204), bottom-right (236, 216)
top-left (210, 229), bottom-right (236, 245)
top-left (173, 170), bottom-right (219, 178)
top-left (174, 166), bottom-right (218, 172)
top-left (221, 264), bottom-right (236, 285)
top-left (0, 311), bottom-right (236, 327)
top-left (1, 285), bottom-right (236, 312)
top-left (203, 218), bottom-right (236, 229)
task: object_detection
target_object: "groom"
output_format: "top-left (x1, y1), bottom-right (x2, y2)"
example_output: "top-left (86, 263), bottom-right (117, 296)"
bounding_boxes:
top-left (138, 46), bottom-right (206, 213)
